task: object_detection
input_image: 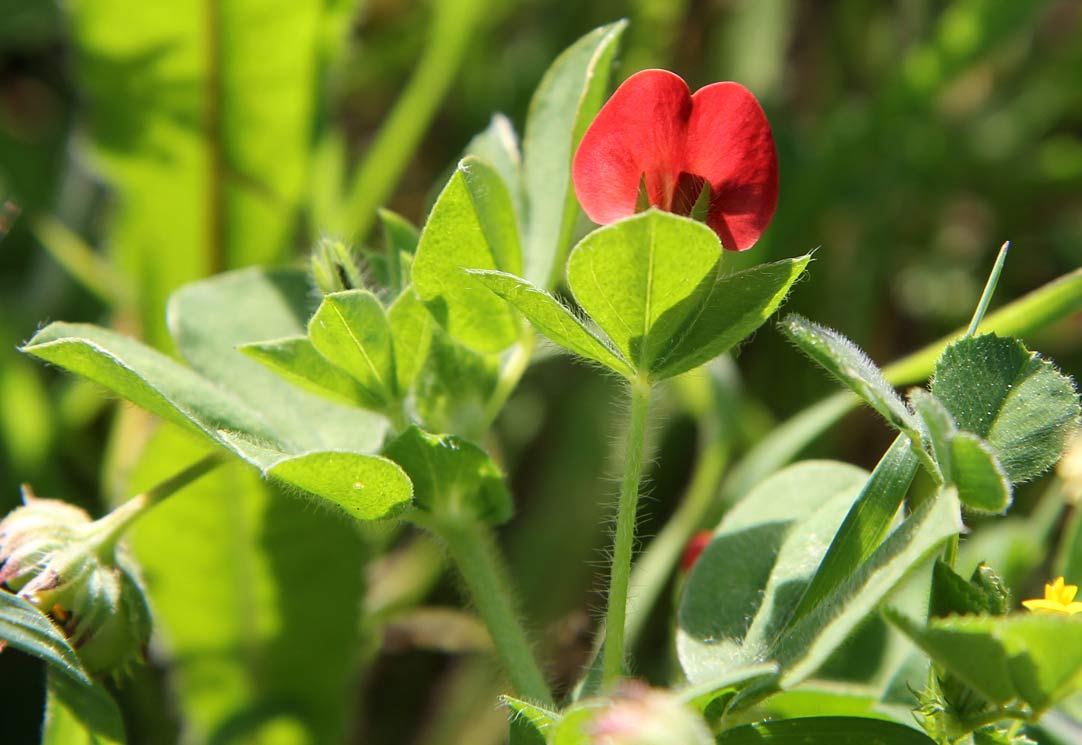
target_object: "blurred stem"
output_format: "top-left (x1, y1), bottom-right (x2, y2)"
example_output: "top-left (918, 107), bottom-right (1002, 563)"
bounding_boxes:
top-left (483, 330), bottom-right (535, 428)
top-left (340, 0), bottom-right (488, 240)
top-left (602, 379), bottom-right (652, 687)
top-left (31, 215), bottom-right (133, 309)
top-left (414, 513), bottom-right (552, 706)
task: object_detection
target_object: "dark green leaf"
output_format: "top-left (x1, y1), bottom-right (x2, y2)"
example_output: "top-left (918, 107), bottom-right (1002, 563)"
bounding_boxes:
top-left (385, 426), bottom-right (511, 525)
top-left (413, 158), bottom-right (523, 352)
top-left (521, 20), bottom-right (627, 288)
top-left (652, 256), bottom-right (810, 380)
top-left (933, 334), bottom-right (1079, 483)
top-left (469, 269), bottom-right (634, 377)
top-left (715, 716), bottom-right (937, 744)
top-left (949, 433), bottom-right (1012, 513)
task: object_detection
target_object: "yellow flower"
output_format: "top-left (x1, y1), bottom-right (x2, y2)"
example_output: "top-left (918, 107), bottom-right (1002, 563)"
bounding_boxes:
top-left (1022, 577), bottom-right (1082, 615)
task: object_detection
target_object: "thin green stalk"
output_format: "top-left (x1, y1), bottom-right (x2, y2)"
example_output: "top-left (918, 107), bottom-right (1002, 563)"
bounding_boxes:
top-left (92, 452), bottom-right (225, 556)
top-left (482, 330), bottom-right (535, 428)
top-left (339, 0), bottom-right (488, 240)
top-left (31, 215), bottom-right (133, 309)
top-left (966, 241), bottom-right (1010, 337)
top-left (602, 379), bottom-right (652, 687)
top-left (417, 514), bottom-right (552, 705)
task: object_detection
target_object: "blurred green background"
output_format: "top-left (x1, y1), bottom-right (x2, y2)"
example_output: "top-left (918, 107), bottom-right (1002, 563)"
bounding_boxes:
top-left (1, 1), bottom-right (1080, 743)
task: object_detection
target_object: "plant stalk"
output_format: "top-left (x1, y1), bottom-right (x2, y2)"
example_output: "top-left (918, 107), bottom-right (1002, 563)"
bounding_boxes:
top-left (420, 514), bottom-right (552, 705)
top-left (602, 379), bottom-right (652, 687)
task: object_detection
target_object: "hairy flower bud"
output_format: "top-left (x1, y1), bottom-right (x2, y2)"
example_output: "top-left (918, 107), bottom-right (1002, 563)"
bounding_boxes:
top-left (586, 682), bottom-right (712, 745)
top-left (311, 237), bottom-right (365, 295)
top-left (0, 487), bottom-right (152, 676)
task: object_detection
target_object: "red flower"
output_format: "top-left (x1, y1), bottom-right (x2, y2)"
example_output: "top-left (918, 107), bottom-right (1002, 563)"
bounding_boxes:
top-left (680, 530), bottom-right (713, 573)
top-left (572, 69), bottom-right (778, 252)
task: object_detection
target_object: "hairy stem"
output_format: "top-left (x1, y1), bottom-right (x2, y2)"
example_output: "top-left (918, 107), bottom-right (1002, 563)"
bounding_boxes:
top-left (602, 379), bottom-right (652, 687)
top-left (417, 513), bottom-right (552, 705)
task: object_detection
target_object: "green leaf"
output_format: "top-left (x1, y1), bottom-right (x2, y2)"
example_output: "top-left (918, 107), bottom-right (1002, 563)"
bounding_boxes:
top-left (782, 315), bottom-right (918, 435)
top-left (388, 286), bottom-right (435, 393)
top-left (932, 334), bottom-right (1079, 484)
top-left (949, 433), bottom-right (1012, 513)
top-left (67, 0), bottom-right (338, 347)
top-left (888, 612), bottom-right (1082, 713)
top-left (239, 336), bottom-right (375, 408)
top-left (567, 210), bottom-right (721, 372)
top-left (678, 662), bottom-right (780, 713)
top-left (413, 157), bottom-right (523, 353)
top-left (500, 695), bottom-right (560, 743)
top-left (677, 461), bottom-right (870, 683)
top-left (309, 290), bottom-right (398, 404)
top-left (465, 114), bottom-right (525, 231)
top-left (652, 256), bottom-right (811, 380)
top-left (521, 20), bottom-right (627, 288)
top-left (42, 671), bottom-right (126, 745)
top-left (715, 717), bottom-right (937, 744)
top-left (384, 426), bottom-right (511, 525)
top-left (125, 424), bottom-right (374, 743)
top-left (167, 267), bottom-right (386, 457)
top-left (268, 451), bottom-right (412, 522)
top-left (909, 389), bottom-right (1012, 513)
top-left (774, 488), bottom-right (964, 689)
top-left (0, 590), bottom-right (89, 684)
top-left (414, 327), bottom-right (499, 441)
top-left (468, 269), bottom-right (634, 377)
top-left (378, 208), bottom-right (421, 294)
top-left (791, 435), bottom-right (919, 624)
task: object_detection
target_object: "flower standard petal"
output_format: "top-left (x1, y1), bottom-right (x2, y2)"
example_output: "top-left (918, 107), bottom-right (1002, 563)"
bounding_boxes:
top-left (685, 82), bottom-right (778, 251)
top-left (572, 69), bottom-right (691, 225)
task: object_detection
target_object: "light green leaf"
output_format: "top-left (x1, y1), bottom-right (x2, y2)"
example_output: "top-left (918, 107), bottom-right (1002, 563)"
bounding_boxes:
top-left (567, 210), bottom-right (721, 372)
top-left (791, 435), bottom-right (919, 624)
top-left (774, 488), bottom-right (964, 689)
top-left (521, 20), bottom-right (627, 288)
top-left (469, 269), bottom-right (634, 377)
top-left (309, 290), bottom-right (398, 404)
top-left (932, 334), bottom-right (1080, 484)
top-left (42, 671), bottom-right (126, 745)
top-left (415, 327), bottom-right (499, 441)
top-left (0, 590), bottom-right (89, 684)
top-left (67, 0), bottom-right (338, 347)
top-left (652, 256), bottom-right (810, 380)
top-left (715, 716), bottom-right (937, 744)
top-left (677, 461), bottom-right (870, 683)
top-left (888, 612), bottom-right (1082, 714)
top-left (125, 424), bottom-right (373, 743)
top-left (268, 451), bottom-right (412, 521)
top-left (239, 336), bottom-right (375, 408)
top-left (908, 388), bottom-right (956, 474)
top-left (782, 315), bottom-right (918, 435)
top-left (384, 426), bottom-right (511, 525)
top-left (413, 158), bottom-right (523, 353)
top-left (465, 114), bottom-right (525, 230)
top-left (949, 433), bottom-right (1012, 513)
top-left (167, 267), bottom-right (386, 456)
top-left (388, 286), bottom-right (435, 393)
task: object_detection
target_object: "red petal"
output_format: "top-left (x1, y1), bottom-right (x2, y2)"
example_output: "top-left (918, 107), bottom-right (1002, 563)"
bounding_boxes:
top-left (572, 69), bottom-right (692, 224)
top-left (680, 530), bottom-right (713, 573)
top-left (685, 82), bottom-right (778, 251)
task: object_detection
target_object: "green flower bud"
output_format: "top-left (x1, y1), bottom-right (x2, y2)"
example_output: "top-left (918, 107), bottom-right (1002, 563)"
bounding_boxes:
top-left (0, 487), bottom-right (152, 676)
top-left (311, 238), bottom-right (364, 295)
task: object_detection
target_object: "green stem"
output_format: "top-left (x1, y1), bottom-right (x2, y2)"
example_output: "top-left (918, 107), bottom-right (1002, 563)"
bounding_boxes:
top-left (91, 453), bottom-right (226, 556)
top-left (482, 330), bottom-right (535, 428)
top-left (339, 0), bottom-right (488, 240)
top-left (966, 241), bottom-right (1010, 337)
top-left (416, 514), bottom-right (552, 705)
top-left (602, 379), bottom-right (652, 687)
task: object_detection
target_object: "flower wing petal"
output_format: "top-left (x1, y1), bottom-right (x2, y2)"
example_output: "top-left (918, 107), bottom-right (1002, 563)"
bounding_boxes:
top-left (572, 69), bottom-right (691, 225)
top-left (685, 82), bottom-right (778, 251)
